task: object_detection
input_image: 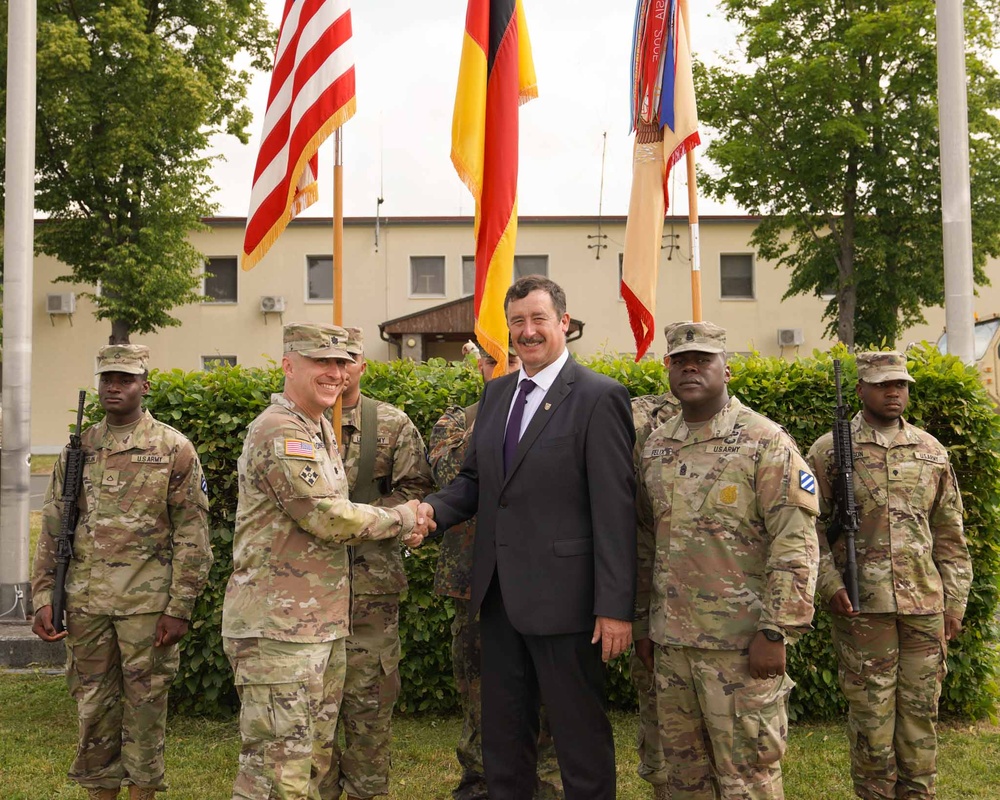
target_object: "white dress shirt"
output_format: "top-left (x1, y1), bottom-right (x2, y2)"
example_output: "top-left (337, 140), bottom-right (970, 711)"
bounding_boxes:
top-left (505, 348), bottom-right (570, 441)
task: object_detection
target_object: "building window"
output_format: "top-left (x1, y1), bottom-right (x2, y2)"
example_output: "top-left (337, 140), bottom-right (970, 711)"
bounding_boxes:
top-left (202, 355), bottom-right (237, 371)
top-left (720, 254), bottom-right (754, 299)
top-left (204, 257), bottom-right (238, 303)
top-left (514, 255), bottom-right (548, 279)
top-left (618, 254), bottom-right (624, 300)
top-left (410, 256), bottom-right (446, 296)
top-left (307, 256), bottom-right (334, 301)
top-left (462, 256), bottom-right (476, 296)
top-left (461, 254), bottom-right (549, 296)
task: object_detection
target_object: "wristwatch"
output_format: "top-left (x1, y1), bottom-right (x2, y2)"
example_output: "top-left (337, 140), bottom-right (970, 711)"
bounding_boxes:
top-left (761, 629), bottom-right (784, 643)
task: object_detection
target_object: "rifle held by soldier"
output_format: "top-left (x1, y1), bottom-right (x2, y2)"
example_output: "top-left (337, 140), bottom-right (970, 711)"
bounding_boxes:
top-left (829, 359), bottom-right (861, 612)
top-left (52, 391), bottom-right (87, 634)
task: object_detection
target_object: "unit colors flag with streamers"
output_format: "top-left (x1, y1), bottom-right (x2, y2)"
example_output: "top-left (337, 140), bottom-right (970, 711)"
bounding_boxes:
top-left (452, 0), bottom-right (537, 376)
top-left (242, 0), bottom-right (356, 271)
top-left (621, 0), bottom-right (700, 359)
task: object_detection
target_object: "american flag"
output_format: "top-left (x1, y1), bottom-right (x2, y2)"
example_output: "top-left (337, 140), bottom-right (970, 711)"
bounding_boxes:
top-left (285, 439), bottom-right (316, 458)
top-left (242, 0), bottom-right (356, 271)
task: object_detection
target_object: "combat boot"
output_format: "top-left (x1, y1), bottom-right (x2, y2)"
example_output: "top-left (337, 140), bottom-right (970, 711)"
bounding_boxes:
top-left (86, 789), bottom-right (119, 800)
top-left (652, 782), bottom-right (670, 800)
top-left (127, 787), bottom-right (157, 800)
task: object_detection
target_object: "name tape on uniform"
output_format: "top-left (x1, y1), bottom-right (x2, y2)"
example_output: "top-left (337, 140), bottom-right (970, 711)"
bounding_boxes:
top-left (709, 444), bottom-right (748, 454)
top-left (131, 454), bottom-right (168, 464)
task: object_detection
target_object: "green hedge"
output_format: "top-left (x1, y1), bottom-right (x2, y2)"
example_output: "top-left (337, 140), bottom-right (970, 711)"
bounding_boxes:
top-left (107, 345), bottom-right (998, 719)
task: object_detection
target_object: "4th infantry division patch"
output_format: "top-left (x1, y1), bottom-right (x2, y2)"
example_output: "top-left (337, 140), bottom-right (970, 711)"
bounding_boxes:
top-left (299, 465), bottom-right (319, 486)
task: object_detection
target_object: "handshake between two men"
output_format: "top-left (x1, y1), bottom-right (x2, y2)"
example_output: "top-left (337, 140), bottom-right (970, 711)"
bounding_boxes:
top-left (399, 500), bottom-right (438, 549)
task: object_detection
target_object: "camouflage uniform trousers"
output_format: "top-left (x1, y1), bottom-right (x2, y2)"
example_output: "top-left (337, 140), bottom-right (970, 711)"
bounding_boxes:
top-left (322, 593), bottom-right (402, 799)
top-left (831, 613), bottom-right (947, 800)
top-left (65, 611), bottom-right (178, 792)
top-left (653, 643), bottom-right (793, 800)
top-left (631, 649), bottom-right (669, 786)
top-left (451, 597), bottom-right (563, 800)
top-left (225, 636), bottom-right (347, 800)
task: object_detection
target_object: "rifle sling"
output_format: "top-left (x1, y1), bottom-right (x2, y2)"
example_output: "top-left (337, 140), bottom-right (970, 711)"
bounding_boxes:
top-left (350, 395), bottom-right (383, 504)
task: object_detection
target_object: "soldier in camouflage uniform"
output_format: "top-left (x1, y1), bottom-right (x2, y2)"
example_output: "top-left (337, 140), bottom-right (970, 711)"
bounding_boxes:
top-left (806, 352), bottom-right (971, 800)
top-left (630, 388), bottom-right (681, 793)
top-left (634, 321), bottom-right (820, 800)
top-left (222, 323), bottom-right (427, 800)
top-left (31, 344), bottom-right (213, 800)
top-left (322, 327), bottom-right (434, 800)
top-left (429, 345), bottom-right (564, 800)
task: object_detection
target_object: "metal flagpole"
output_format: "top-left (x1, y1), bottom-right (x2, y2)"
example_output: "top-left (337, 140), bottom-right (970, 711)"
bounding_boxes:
top-left (936, 0), bottom-right (974, 363)
top-left (332, 129), bottom-right (344, 445)
top-left (0, 0), bottom-right (37, 621)
top-left (686, 149), bottom-right (702, 322)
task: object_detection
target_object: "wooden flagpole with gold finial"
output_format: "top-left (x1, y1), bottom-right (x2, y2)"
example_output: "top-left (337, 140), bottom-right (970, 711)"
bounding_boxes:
top-left (332, 129), bottom-right (344, 446)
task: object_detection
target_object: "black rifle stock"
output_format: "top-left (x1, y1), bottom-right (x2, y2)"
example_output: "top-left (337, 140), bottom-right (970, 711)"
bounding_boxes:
top-left (52, 391), bottom-right (87, 634)
top-left (830, 360), bottom-right (861, 612)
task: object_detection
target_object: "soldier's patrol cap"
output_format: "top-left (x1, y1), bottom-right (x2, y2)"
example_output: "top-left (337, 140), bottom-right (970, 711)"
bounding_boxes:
top-left (283, 323), bottom-right (355, 361)
top-left (856, 351), bottom-right (914, 384)
top-left (664, 321), bottom-right (727, 357)
top-left (344, 327), bottom-right (364, 356)
top-left (95, 344), bottom-right (150, 376)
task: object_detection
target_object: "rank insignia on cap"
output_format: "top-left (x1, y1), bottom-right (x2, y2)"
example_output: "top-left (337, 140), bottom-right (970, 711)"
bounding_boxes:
top-left (799, 470), bottom-right (816, 494)
top-left (284, 439), bottom-right (316, 458)
top-left (299, 465), bottom-right (319, 486)
top-left (686, 329), bottom-right (695, 341)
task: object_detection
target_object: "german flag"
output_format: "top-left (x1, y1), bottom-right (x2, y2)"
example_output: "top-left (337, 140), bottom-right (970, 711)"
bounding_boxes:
top-left (452, 0), bottom-right (537, 376)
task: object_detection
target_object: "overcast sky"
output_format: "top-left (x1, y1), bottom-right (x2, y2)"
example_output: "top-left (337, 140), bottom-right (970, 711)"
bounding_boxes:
top-left (206, 0), bottom-right (743, 220)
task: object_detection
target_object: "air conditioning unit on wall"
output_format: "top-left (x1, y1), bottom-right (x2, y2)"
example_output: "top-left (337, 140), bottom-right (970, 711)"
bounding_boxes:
top-left (260, 295), bottom-right (286, 313)
top-left (46, 292), bottom-right (76, 314)
top-left (777, 327), bottom-right (804, 347)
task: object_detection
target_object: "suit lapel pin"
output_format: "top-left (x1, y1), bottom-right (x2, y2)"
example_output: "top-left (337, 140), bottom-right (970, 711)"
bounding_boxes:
top-left (544, 403), bottom-right (552, 411)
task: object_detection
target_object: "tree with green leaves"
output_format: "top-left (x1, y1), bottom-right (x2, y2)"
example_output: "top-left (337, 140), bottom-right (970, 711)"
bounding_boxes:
top-left (695, 0), bottom-right (1000, 348)
top-left (0, 1), bottom-right (273, 343)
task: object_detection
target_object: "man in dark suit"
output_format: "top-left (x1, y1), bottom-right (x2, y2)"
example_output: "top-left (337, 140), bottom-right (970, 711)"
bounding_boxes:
top-left (418, 275), bottom-right (637, 800)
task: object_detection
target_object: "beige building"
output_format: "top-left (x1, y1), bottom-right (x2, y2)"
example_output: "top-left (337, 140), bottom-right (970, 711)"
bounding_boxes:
top-left (23, 215), bottom-right (997, 450)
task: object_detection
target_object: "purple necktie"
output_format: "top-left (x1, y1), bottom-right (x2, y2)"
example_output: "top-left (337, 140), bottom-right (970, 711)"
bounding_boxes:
top-left (503, 379), bottom-right (536, 474)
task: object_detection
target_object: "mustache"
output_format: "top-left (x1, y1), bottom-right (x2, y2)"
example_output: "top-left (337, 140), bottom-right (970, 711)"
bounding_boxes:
top-left (517, 336), bottom-right (544, 345)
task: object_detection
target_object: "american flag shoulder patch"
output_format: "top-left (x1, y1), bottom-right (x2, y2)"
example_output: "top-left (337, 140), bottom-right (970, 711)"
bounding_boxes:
top-left (799, 469), bottom-right (816, 494)
top-left (284, 439), bottom-right (316, 459)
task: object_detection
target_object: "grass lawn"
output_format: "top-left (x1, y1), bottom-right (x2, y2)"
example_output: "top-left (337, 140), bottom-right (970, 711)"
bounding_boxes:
top-left (1, 672), bottom-right (997, 799)
top-left (30, 454), bottom-right (58, 476)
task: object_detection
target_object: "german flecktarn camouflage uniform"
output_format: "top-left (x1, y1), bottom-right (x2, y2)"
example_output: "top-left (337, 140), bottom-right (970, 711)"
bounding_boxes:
top-left (630, 391), bottom-right (681, 789)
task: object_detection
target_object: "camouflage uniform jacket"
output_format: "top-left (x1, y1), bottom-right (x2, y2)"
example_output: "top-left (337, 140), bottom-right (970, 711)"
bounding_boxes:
top-left (807, 412), bottom-right (971, 619)
top-left (32, 410), bottom-right (212, 619)
top-left (223, 394), bottom-right (417, 643)
top-left (340, 397), bottom-right (433, 594)
top-left (635, 397), bottom-right (820, 649)
top-left (631, 392), bottom-right (682, 620)
top-left (428, 404), bottom-right (476, 599)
